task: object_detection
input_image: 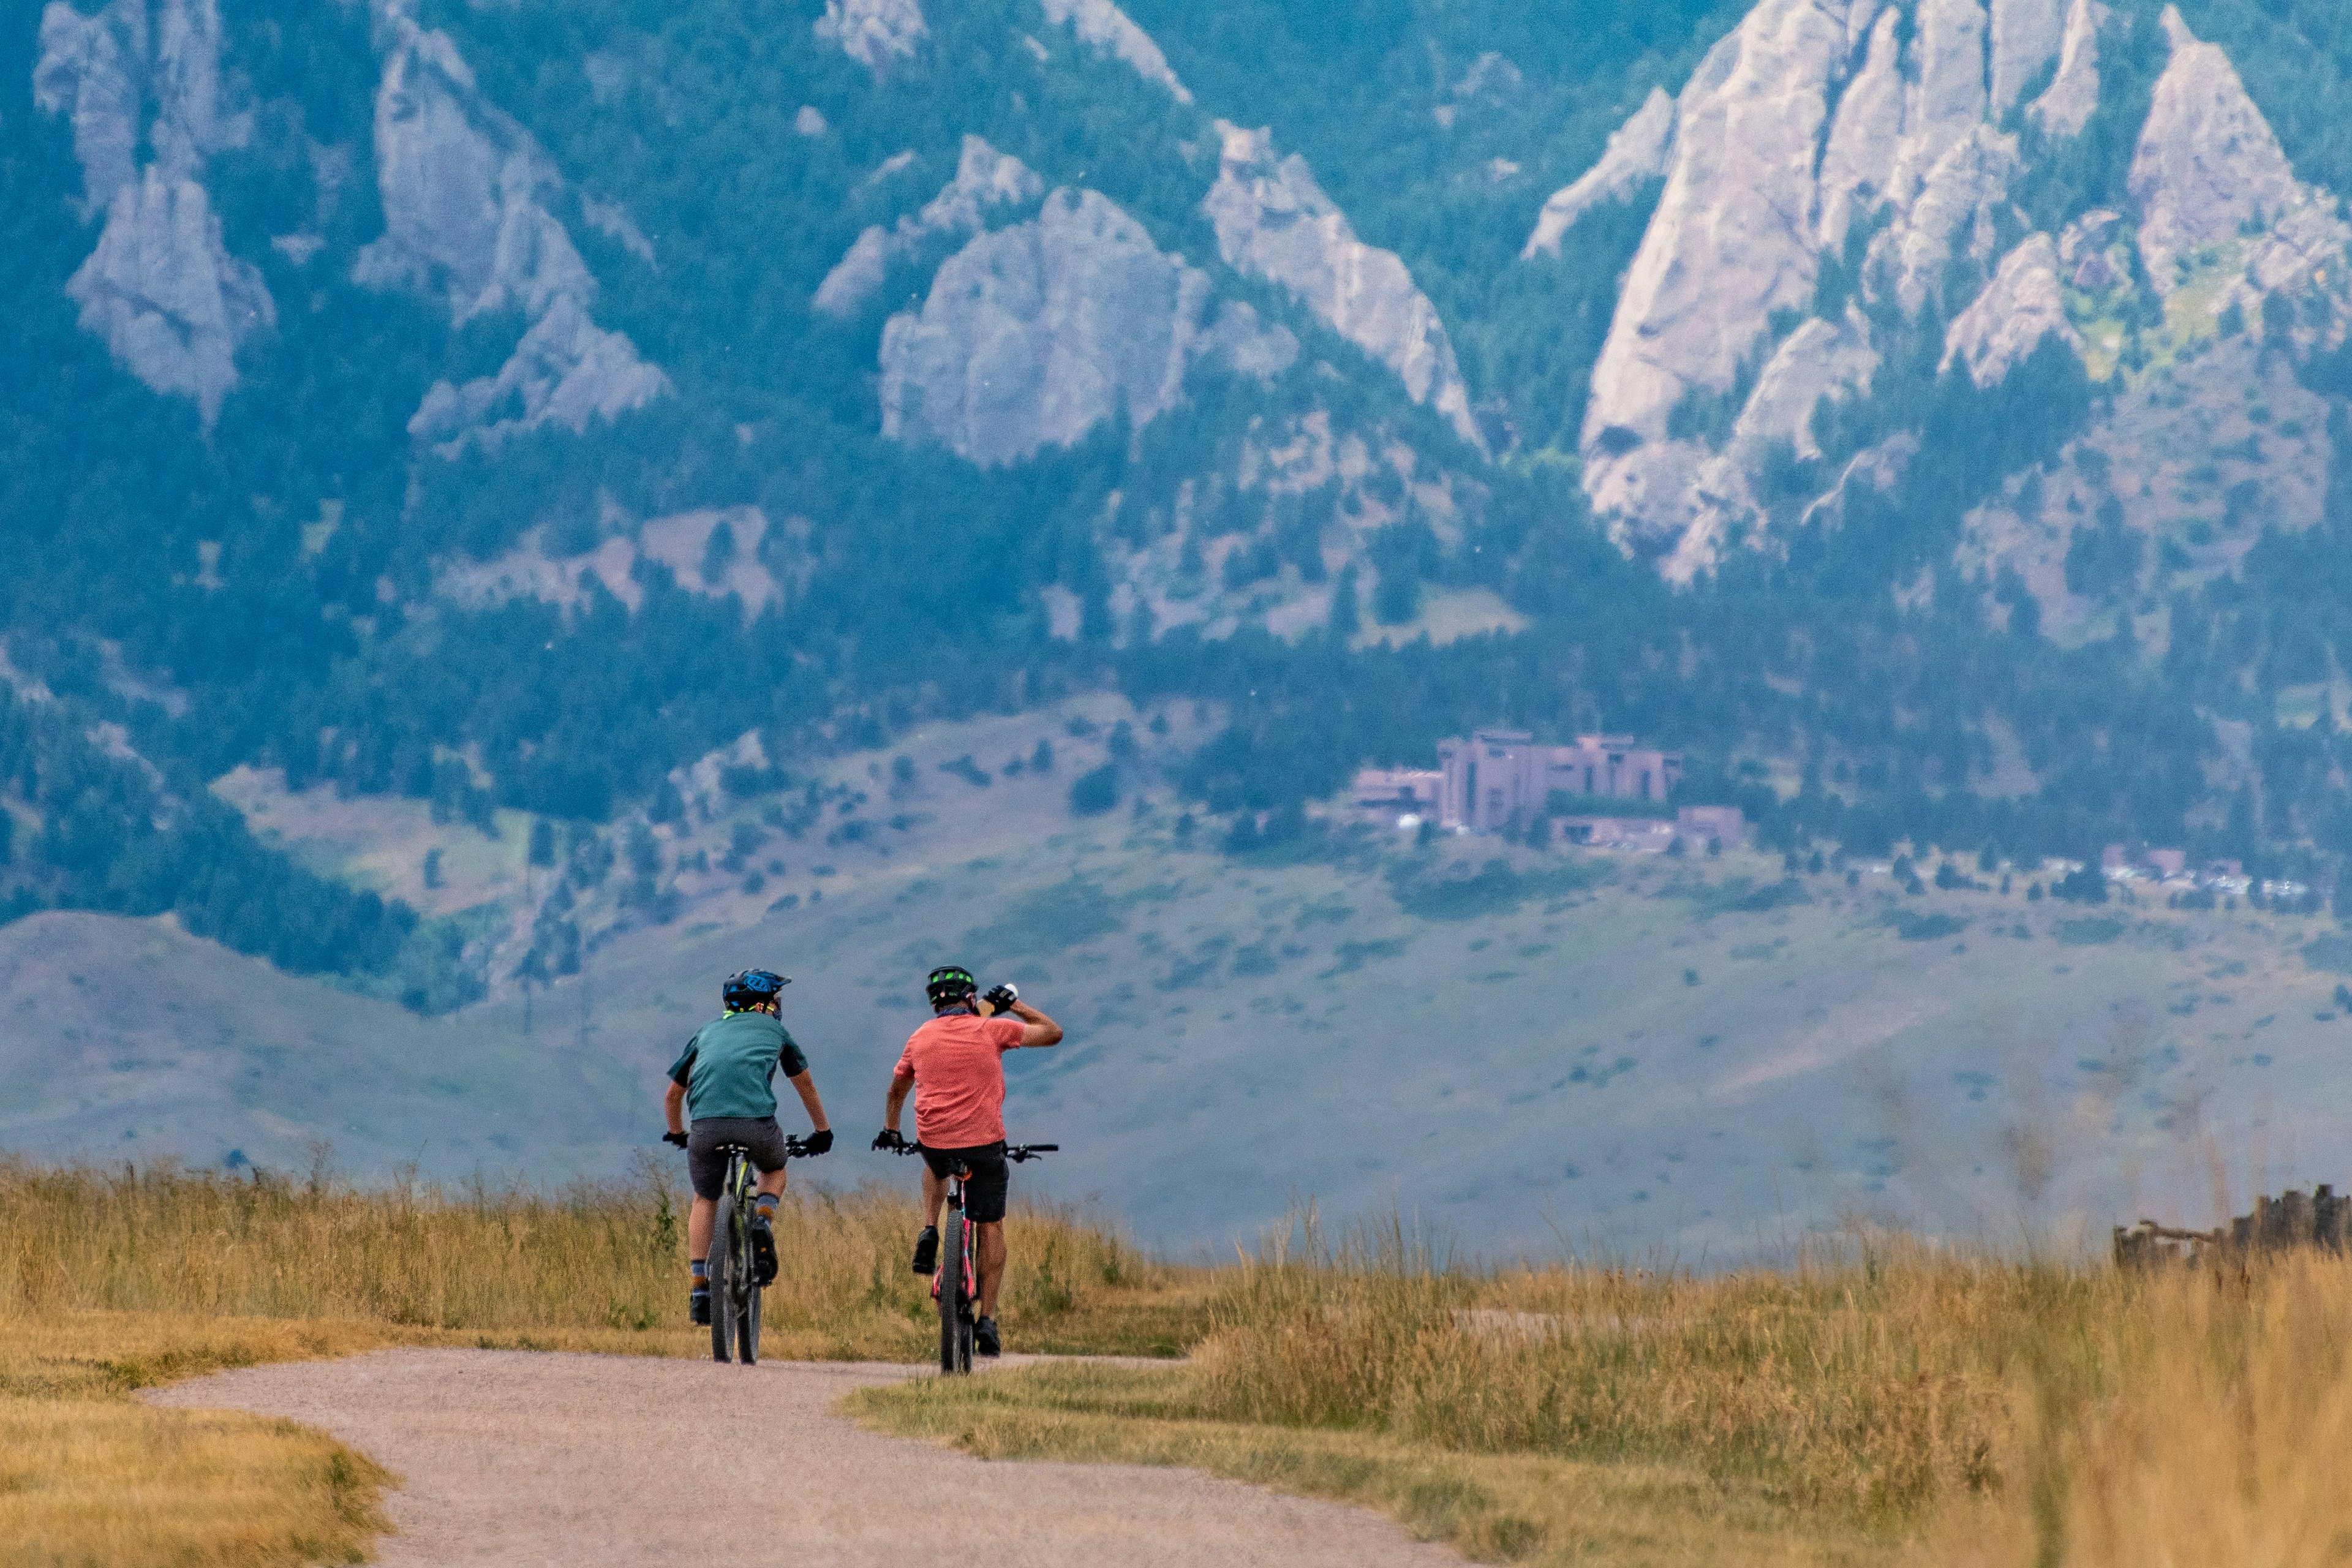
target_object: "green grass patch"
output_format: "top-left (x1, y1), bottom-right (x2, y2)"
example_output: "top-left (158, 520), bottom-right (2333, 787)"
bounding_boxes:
top-left (2055, 917), bottom-right (2126, 946)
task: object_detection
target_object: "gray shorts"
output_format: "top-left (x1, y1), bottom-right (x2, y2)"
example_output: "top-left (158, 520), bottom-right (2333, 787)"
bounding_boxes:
top-left (687, 1117), bottom-right (790, 1200)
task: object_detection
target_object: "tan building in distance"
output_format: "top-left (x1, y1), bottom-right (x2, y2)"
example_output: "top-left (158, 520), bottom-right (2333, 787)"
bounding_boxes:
top-left (1352, 729), bottom-right (1689, 835)
top-left (1437, 729), bottom-right (1681, 833)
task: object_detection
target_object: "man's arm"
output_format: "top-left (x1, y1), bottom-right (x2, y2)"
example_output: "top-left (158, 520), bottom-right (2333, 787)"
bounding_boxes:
top-left (1006, 999), bottom-right (1061, 1049)
top-left (664, 1079), bottom-right (688, 1136)
top-left (786, 1069), bottom-right (830, 1133)
top-left (883, 1069), bottom-right (914, 1134)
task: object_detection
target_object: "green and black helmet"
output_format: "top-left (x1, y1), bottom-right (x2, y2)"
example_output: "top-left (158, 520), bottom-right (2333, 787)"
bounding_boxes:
top-left (925, 964), bottom-right (978, 1008)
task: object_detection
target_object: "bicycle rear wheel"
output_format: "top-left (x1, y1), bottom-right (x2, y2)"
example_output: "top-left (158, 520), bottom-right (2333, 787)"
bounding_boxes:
top-left (737, 1260), bottom-right (761, 1364)
top-left (709, 1190), bottom-right (738, 1363)
top-left (938, 1210), bottom-right (968, 1373)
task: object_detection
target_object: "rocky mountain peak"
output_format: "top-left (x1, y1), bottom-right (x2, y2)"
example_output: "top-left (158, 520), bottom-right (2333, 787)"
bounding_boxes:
top-left (878, 186), bottom-right (1294, 467)
top-left (1522, 88), bottom-right (1675, 260)
top-left (816, 136), bottom-right (1043, 317)
top-left (1205, 123), bottom-right (1483, 451)
top-left (36, 0), bottom-right (266, 425)
top-left (2129, 6), bottom-right (2345, 315)
top-left (356, 5), bottom-right (668, 452)
top-left (1039, 0), bottom-right (1191, 104)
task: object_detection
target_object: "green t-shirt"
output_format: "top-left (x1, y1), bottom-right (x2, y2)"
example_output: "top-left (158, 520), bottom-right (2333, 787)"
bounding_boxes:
top-left (668, 1011), bottom-right (810, 1122)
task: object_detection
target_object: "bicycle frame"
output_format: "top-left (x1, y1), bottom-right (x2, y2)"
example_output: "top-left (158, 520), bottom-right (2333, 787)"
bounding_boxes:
top-left (673, 1132), bottom-right (813, 1366)
top-left (892, 1141), bottom-right (1055, 1374)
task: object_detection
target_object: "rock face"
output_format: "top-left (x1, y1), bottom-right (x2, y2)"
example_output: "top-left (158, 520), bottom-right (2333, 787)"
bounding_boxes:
top-left (410, 297), bottom-right (673, 456)
top-left (1523, 88), bottom-right (1675, 258)
top-left (2029, 0), bottom-right (2103, 137)
top-left (2128, 7), bottom-right (2348, 314)
top-left (1990, 0), bottom-right (2065, 115)
top-left (816, 137), bottom-right (1042, 317)
top-left (1883, 127), bottom-right (2020, 314)
top-left (1817, 9), bottom-right (1904, 254)
top-left (880, 187), bottom-right (1296, 466)
top-left (1039, 0), bottom-right (1190, 103)
top-left (357, 4), bottom-right (667, 450)
top-left (1943, 234), bottom-right (2081, 385)
top-left (815, 0), bottom-right (926, 73)
top-left (1578, 0), bottom-right (1852, 534)
top-left (1735, 313), bottom-right (1877, 461)
top-left (36, 0), bottom-right (267, 424)
top-left (66, 167), bottom-right (274, 425)
top-left (1204, 123), bottom-right (1482, 450)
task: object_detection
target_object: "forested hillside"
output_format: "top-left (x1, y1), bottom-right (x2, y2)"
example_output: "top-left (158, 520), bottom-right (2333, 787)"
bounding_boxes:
top-left (10, 0), bottom-right (2352, 1011)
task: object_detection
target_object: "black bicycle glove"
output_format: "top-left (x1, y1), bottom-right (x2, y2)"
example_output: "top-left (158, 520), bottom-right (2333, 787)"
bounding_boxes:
top-left (802, 1128), bottom-right (835, 1156)
top-left (982, 982), bottom-right (1019, 1013)
top-left (872, 1128), bottom-right (907, 1152)
top-left (662, 1131), bottom-right (689, 1148)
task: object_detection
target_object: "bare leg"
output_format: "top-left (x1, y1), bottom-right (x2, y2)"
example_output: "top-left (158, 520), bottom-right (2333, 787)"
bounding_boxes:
top-left (688, 1196), bottom-right (715, 1261)
top-left (976, 1220), bottom-right (1007, 1319)
top-left (756, 1167), bottom-right (788, 1200)
top-left (920, 1164), bottom-right (946, 1228)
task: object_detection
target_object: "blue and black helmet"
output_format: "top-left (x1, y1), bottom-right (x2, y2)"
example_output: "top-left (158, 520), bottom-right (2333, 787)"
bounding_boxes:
top-left (723, 968), bottom-right (790, 1011)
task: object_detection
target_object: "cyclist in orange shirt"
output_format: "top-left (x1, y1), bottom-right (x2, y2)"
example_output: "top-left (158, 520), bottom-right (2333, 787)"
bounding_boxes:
top-left (872, 964), bottom-right (1061, 1357)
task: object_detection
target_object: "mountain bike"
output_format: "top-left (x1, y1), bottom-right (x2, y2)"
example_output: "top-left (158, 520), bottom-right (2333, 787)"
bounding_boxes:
top-left (892, 1142), bottom-right (1056, 1372)
top-left (668, 1133), bottom-right (816, 1365)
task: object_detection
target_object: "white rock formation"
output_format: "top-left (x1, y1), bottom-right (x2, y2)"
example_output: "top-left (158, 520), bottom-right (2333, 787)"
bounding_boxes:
top-left (1817, 9), bottom-right (1904, 254)
top-left (816, 137), bottom-right (1042, 316)
top-left (1990, 0), bottom-right (2065, 116)
top-left (36, 0), bottom-right (266, 424)
top-left (1578, 0), bottom-right (1853, 532)
top-left (815, 0), bottom-right (926, 72)
top-left (354, 23), bottom-right (592, 323)
top-left (1733, 313), bottom-right (1877, 460)
top-left (355, 7), bottom-right (668, 449)
top-left (1039, 0), bottom-right (1191, 103)
top-left (880, 187), bottom-right (1295, 466)
top-left (2028, 0), bottom-right (2103, 135)
top-left (2128, 7), bottom-right (2348, 312)
top-left (1883, 126), bottom-right (2021, 312)
top-left (1523, 89), bottom-right (1676, 258)
top-left (1203, 123), bottom-right (1482, 450)
top-left (1889, 0), bottom-right (1990, 208)
top-left (1942, 233), bottom-right (2081, 384)
top-left (67, 167), bottom-right (274, 426)
top-left (410, 296), bottom-right (673, 456)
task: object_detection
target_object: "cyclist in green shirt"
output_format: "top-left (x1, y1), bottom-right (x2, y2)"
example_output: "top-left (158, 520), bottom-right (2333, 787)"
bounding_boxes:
top-left (662, 969), bottom-right (833, 1325)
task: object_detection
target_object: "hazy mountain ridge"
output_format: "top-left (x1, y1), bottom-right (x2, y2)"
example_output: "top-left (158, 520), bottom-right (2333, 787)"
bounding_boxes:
top-left (9, 0), bottom-right (2352, 1032)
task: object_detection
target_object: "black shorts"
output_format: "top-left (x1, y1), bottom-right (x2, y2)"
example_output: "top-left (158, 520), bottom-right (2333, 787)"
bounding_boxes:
top-left (921, 1141), bottom-right (1009, 1224)
top-left (687, 1117), bottom-right (791, 1200)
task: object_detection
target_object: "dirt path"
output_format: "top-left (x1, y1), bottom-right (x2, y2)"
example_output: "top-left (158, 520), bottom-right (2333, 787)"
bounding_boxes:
top-left (147, 1349), bottom-right (1459, 1566)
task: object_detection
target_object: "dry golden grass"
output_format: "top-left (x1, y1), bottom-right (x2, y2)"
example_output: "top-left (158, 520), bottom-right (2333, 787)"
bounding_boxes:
top-left (0, 1157), bottom-right (1200, 1567)
top-left (858, 1219), bottom-right (2352, 1567)
top-left (24, 1159), bottom-right (2352, 1568)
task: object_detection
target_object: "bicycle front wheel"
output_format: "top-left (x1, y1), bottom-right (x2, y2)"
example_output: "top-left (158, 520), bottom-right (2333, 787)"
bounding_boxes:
top-left (709, 1190), bottom-right (738, 1363)
top-left (938, 1210), bottom-right (968, 1374)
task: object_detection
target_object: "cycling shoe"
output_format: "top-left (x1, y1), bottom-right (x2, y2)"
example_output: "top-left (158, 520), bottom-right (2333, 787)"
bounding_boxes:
top-left (974, 1316), bottom-right (1001, 1357)
top-left (750, 1216), bottom-right (780, 1287)
top-left (910, 1224), bottom-right (938, 1276)
top-left (690, 1286), bottom-right (711, 1326)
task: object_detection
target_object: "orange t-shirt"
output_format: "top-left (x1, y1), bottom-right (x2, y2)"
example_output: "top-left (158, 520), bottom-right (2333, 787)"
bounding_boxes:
top-left (893, 1011), bottom-right (1028, 1148)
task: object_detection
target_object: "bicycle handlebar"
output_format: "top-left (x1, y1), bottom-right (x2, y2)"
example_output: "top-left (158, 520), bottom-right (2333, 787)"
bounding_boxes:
top-left (881, 1140), bottom-right (1058, 1161)
top-left (657, 1133), bottom-right (821, 1158)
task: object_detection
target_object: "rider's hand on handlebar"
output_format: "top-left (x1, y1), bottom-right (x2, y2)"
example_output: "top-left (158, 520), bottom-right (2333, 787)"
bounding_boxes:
top-left (802, 1127), bottom-right (834, 1156)
top-left (662, 1131), bottom-right (689, 1148)
top-left (872, 1128), bottom-right (907, 1152)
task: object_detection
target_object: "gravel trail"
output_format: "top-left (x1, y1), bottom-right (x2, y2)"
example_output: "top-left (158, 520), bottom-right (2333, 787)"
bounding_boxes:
top-left (147, 1349), bottom-right (1459, 1566)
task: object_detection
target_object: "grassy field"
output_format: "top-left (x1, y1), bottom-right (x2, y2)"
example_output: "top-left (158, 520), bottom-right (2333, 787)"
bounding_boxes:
top-left (0, 1158), bottom-right (1199, 1566)
top-left (854, 1219), bottom-right (2352, 1568)
top-left (12, 1156), bottom-right (2352, 1566)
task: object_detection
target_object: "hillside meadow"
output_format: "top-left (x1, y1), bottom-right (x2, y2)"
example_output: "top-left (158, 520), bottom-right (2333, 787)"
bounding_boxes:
top-left (9, 1159), bottom-right (2352, 1566)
